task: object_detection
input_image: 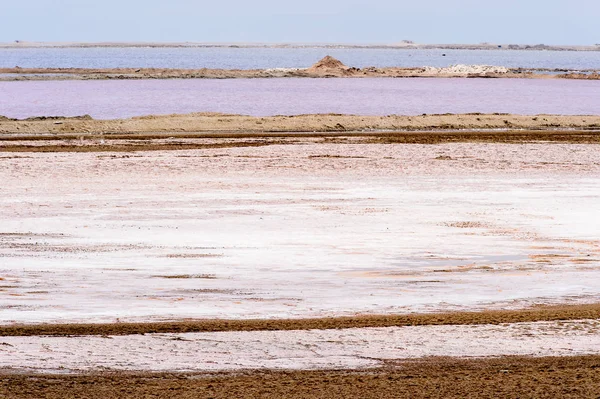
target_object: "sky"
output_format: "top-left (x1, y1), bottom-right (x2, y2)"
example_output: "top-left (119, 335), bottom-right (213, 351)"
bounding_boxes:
top-left (1, 0), bottom-right (598, 45)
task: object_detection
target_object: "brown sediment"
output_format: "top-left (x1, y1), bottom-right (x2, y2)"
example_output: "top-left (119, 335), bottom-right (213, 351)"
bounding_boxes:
top-left (1, 303), bottom-right (599, 337)
top-left (2, 113), bottom-right (600, 136)
top-left (2, 355), bottom-right (600, 398)
top-left (1, 130), bottom-right (600, 153)
top-left (305, 55), bottom-right (355, 76)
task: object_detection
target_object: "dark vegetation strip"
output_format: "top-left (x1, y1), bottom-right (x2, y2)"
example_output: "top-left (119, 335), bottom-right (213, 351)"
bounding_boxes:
top-left (2, 355), bottom-right (600, 398)
top-left (1, 304), bottom-right (599, 337)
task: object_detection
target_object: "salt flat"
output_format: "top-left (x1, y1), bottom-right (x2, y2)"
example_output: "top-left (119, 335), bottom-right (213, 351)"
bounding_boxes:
top-left (1, 320), bottom-right (599, 373)
top-left (1, 142), bottom-right (599, 324)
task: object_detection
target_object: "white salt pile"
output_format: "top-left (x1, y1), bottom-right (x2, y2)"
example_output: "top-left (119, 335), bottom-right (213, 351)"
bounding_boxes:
top-left (423, 65), bottom-right (510, 74)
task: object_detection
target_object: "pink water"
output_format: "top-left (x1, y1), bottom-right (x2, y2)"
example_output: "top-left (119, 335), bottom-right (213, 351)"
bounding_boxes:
top-left (1, 78), bottom-right (599, 119)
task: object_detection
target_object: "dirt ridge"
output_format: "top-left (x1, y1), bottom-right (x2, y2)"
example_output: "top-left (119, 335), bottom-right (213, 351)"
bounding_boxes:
top-left (1, 304), bottom-right (599, 337)
top-left (2, 113), bottom-right (600, 136)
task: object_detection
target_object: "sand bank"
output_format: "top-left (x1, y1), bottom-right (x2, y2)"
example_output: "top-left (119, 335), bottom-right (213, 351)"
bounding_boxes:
top-left (2, 113), bottom-right (600, 136)
top-left (2, 304), bottom-right (599, 337)
top-left (1, 56), bottom-right (598, 80)
top-left (1, 66), bottom-right (597, 81)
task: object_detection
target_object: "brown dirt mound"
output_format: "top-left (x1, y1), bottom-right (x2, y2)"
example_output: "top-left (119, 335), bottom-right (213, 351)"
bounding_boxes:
top-left (306, 56), bottom-right (354, 76)
top-left (310, 55), bottom-right (348, 69)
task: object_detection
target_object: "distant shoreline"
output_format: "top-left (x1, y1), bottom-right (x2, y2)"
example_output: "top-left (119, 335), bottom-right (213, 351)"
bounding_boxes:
top-left (2, 41), bottom-right (600, 51)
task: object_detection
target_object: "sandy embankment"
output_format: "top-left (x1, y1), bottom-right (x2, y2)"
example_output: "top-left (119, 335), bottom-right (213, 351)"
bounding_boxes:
top-left (2, 113), bottom-right (600, 136)
top-left (1, 56), bottom-right (599, 81)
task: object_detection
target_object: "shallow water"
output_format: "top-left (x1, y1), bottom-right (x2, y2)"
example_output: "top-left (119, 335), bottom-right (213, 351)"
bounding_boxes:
top-left (1, 78), bottom-right (599, 119)
top-left (2, 47), bottom-right (600, 70)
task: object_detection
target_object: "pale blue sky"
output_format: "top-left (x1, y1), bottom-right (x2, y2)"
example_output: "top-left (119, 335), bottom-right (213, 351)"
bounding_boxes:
top-left (2, 0), bottom-right (598, 44)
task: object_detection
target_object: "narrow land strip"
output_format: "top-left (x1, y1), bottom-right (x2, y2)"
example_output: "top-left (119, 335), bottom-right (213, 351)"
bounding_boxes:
top-left (2, 304), bottom-right (599, 337)
top-left (2, 130), bottom-right (600, 152)
top-left (2, 113), bottom-right (600, 138)
top-left (1, 65), bottom-right (599, 81)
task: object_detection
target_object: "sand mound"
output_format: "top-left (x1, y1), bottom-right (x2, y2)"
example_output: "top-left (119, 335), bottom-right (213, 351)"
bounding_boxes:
top-left (306, 56), bottom-right (354, 76)
top-left (310, 56), bottom-right (347, 70)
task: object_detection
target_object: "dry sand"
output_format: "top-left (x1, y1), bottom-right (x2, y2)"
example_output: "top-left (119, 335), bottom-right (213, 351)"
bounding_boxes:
top-left (2, 113), bottom-right (600, 135)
